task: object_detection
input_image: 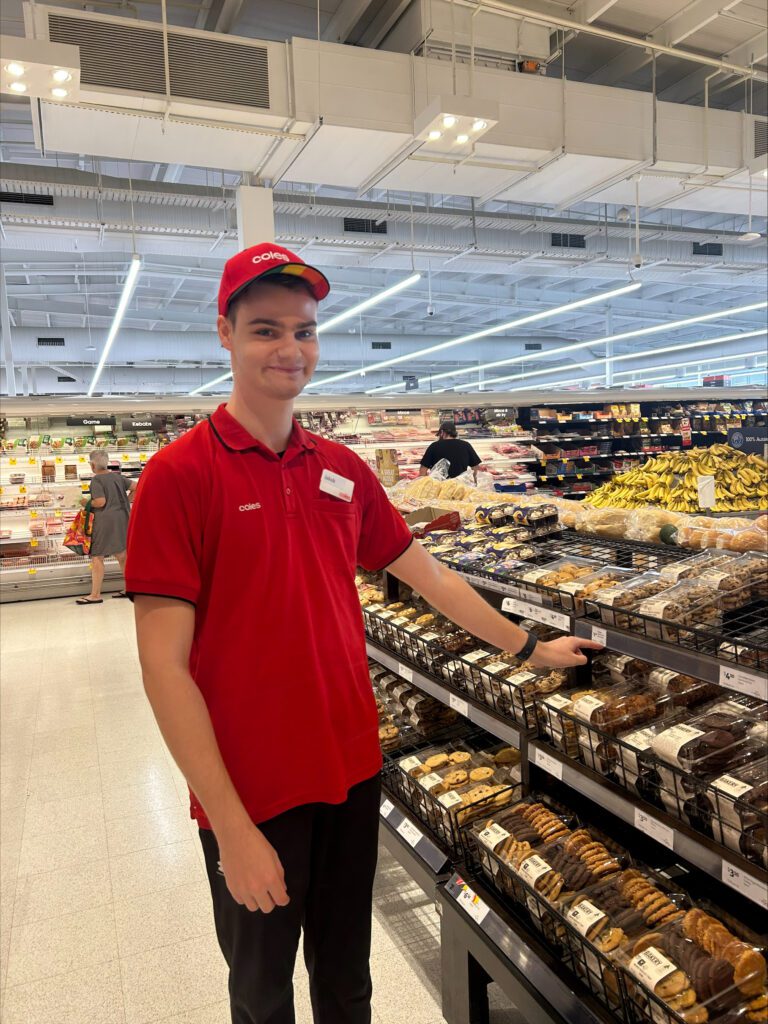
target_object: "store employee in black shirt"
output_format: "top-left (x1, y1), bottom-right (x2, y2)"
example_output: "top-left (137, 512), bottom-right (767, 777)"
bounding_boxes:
top-left (419, 421), bottom-right (482, 481)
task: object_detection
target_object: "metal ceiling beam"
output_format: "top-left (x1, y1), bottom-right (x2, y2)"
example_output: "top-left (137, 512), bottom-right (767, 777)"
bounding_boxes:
top-left (659, 29), bottom-right (768, 102)
top-left (203, 0), bottom-right (245, 33)
top-left (0, 267), bottom-right (17, 397)
top-left (657, 0), bottom-right (742, 48)
top-left (323, 0), bottom-right (378, 43)
top-left (356, 0), bottom-right (412, 48)
top-left (575, 0), bottom-right (620, 23)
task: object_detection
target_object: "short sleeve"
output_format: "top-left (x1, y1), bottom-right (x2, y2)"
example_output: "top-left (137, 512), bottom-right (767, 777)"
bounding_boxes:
top-left (420, 442), bottom-right (438, 469)
top-left (467, 444), bottom-right (482, 468)
top-left (125, 457), bottom-right (202, 605)
top-left (121, 474), bottom-right (132, 494)
top-left (355, 461), bottom-right (413, 572)
top-left (89, 475), bottom-right (105, 501)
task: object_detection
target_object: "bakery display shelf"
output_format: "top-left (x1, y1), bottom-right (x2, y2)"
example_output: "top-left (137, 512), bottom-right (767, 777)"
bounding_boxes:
top-left (440, 873), bottom-right (613, 1024)
top-left (365, 641), bottom-right (523, 747)
top-left (378, 790), bottom-right (451, 893)
top-left (579, 603), bottom-right (768, 693)
top-left (528, 739), bottom-right (768, 912)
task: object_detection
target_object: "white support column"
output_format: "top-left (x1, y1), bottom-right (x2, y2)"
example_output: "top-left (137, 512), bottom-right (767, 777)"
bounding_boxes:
top-left (605, 310), bottom-right (614, 387)
top-left (0, 267), bottom-right (17, 397)
top-left (236, 185), bottom-right (275, 247)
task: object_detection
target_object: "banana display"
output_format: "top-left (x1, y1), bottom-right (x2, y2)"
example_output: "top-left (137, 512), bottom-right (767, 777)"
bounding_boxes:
top-left (583, 445), bottom-right (768, 513)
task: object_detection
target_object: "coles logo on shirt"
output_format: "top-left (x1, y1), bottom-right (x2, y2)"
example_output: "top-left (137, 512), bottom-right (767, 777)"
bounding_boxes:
top-left (238, 502), bottom-right (262, 511)
top-left (252, 251), bottom-right (290, 264)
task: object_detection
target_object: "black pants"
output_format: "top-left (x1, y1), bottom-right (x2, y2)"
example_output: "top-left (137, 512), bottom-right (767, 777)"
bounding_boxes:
top-left (199, 773), bottom-right (381, 1024)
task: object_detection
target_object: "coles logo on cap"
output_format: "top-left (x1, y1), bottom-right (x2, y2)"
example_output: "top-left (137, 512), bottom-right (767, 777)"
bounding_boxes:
top-left (218, 242), bottom-right (330, 315)
top-left (252, 251), bottom-right (290, 265)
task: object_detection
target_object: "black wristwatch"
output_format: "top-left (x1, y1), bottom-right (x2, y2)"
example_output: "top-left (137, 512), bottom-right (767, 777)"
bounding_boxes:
top-left (514, 630), bottom-right (538, 661)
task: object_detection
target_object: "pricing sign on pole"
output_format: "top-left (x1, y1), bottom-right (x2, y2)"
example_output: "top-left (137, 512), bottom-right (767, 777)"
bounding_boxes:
top-left (680, 417), bottom-right (692, 448)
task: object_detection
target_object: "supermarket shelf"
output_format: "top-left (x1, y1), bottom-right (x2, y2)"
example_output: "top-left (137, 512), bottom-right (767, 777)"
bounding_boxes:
top-left (365, 641), bottom-right (522, 748)
top-left (378, 792), bottom-right (450, 893)
top-left (440, 874), bottom-right (611, 1024)
top-left (573, 619), bottom-right (768, 701)
top-left (528, 740), bottom-right (768, 911)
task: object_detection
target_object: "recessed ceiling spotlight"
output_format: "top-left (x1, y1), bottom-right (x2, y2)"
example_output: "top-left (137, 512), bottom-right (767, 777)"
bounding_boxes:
top-left (5, 62), bottom-right (25, 77)
top-left (9, 81), bottom-right (27, 93)
top-left (472, 119), bottom-right (487, 132)
top-left (442, 115), bottom-right (457, 129)
top-left (738, 231), bottom-right (762, 242)
top-left (52, 69), bottom-right (71, 83)
top-left (51, 87), bottom-right (68, 98)
top-left (428, 129), bottom-right (442, 141)
top-left (456, 133), bottom-right (470, 145)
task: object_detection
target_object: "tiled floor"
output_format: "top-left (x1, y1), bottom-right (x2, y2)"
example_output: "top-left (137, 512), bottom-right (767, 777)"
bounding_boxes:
top-left (0, 597), bottom-right (523, 1024)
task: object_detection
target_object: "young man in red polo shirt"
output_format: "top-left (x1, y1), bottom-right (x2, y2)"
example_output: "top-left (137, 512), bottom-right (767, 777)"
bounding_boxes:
top-left (126, 243), bottom-right (599, 1024)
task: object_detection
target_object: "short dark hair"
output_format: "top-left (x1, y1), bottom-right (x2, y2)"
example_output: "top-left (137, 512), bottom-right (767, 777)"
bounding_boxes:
top-left (439, 421), bottom-right (457, 437)
top-left (226, 274), bottom-right (318, 323)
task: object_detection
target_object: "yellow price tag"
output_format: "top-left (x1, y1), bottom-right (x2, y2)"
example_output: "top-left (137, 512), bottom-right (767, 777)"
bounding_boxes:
top-left (30, 539), bottom-right (38, 548)
top-left (139, 453), bottom-right (148, 463)
top-left (55, 509), bottom-right (62, 518)
top-left (557, 475), bottom-right (564, 481)
top-left (576, 474), bottom-right (583, 480)
top-left (19, 486), bottom-right (26, 494)
top-left (78, 456), bottom-right (86, 463)
top-left (584, 457), bottom-right (590, 463)
top-left (28, 456), bottom-right (37, 465)
top-left (55, 456), bottom-right (63, 464)
top-left (122, 454), bottom-right (129, 462)
top-left (0, 487), bottom-right (3, 495)
top-left (30, 510), bottom-right (37, 519)
top-left (9, 457), bottom-right (16, 466)
top-left (28, 568), bottom-right (37, 576)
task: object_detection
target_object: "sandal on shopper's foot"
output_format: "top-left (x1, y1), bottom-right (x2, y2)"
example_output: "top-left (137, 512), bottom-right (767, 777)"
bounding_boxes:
top-left (111, 591), bottom-right (129, 599)
top-left (76, 597), bottom-right (103, 604)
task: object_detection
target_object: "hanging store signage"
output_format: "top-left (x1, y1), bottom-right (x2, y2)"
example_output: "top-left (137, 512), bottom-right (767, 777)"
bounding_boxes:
top-left (66, 416), bottom-right (116, 427)
top-left (375, 448), bottom-right (400, 487)
top-left (121, 417), bottom-right (166, 432)
top-left (728, 427), bottom-right (767, 457)
top-left (403, 375), bottom-right (419, 391)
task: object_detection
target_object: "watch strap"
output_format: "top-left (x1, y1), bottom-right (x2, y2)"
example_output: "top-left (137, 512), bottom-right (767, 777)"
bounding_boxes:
top-left (515, 630), bottom-right (538, 661)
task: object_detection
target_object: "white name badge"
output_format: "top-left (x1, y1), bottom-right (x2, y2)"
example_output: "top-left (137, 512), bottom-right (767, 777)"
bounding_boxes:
top-left (319, 469), bottom-right (354, 502)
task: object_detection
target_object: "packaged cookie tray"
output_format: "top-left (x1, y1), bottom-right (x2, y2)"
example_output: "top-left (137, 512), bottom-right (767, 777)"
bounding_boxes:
top-left (474, 502), bottom-right (560, 530)
top-left (618, 906), bottom-right (767, 1024)
top-left (536, 535), bottom-right (687, 575)
top-left (703, 753), bottom-right (768, 871)
top-left (389, 740), bottom-right (522, 855)
top-left (658, 550), bottom-right (745, 586)
top-left (465, 805), bottom-right (635, 1020)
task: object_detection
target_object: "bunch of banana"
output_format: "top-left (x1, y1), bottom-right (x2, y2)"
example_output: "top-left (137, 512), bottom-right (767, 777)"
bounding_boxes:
top-left (582, 444), bottom-right (768, 513)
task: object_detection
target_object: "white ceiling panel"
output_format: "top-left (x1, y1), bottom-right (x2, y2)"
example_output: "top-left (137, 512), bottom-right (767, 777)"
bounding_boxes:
top-left (377, 156), bottom-right (529, 198)
top-left (494, 154), bottom-right (640, 204)
top-left (281, 124), bottom-right (412, 189)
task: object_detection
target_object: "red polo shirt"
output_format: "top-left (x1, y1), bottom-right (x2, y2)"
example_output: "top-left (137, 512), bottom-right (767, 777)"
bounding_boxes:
top-left (125, 405), bottom-right (412, 828)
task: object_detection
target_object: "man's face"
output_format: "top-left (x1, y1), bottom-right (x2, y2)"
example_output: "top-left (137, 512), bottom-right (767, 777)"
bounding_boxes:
top-left (217, 282), bottom-right (319, 401)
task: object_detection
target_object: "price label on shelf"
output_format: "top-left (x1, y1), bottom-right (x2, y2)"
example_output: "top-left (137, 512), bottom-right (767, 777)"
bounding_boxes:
top-left (55, 456), bottom-right (63, 464)
top-left (591, 626), bottom-right (607, 646)
top-left (634, 808), bottom-right (674, 850)
top-left (456, 884), bottom-right (490, 925)
top-left (718, 665), bottom-right (767, 702)
top-left (721, 861), bottom-right (768, 909)
top-left (54, 510), bottom-right (62, 518)
top-left (534, 746), bottom-right (563, 780)
top-left (9, 457), bottom-right (16, 465)
top-left (29, 509), bottom-right (38, 519)
top-left (584, 456), bottom-right (590, 463)
top-left (139, 453), bottom-right (148, 463)
top-left (78, 456), bottom-right (86, 463)
top-left (28, 568), bottom-right (36, 576)
top-left (449, 693), bottom-right (469, 717)
top-left (396, 817), bottom-right (422, 848)
top-left (30, 539), bottom-right (38, 548)
top-left (121, 454), bottom-right (130, 462)
top-left (380, 799), bottom-right (394, 819)
top-left (398, 664), bottom-right (413, 683)
top-left (501, 597), bottom-right (570, 631)
top-left (28, 457), bottom-right (37, 465)
top-left (19, 486), bottom-right (26, 494)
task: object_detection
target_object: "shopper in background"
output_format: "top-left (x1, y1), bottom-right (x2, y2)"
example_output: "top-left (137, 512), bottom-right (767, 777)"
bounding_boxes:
top-left (419, 419), bottom-right (482, 481)
top-left (126, 242), bottom-right (600, 1024)
top-left (76, 451), bottom-right (136, 605)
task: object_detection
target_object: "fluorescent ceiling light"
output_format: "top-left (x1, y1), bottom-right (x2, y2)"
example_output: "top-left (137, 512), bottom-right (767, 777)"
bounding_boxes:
top-left (451, 328), bottom-right (768, 391)
top-left (614, 349), bottom-right (768, 379)
top-left (369, 300), bottom-right (768, 394)
top-left (309, 281), bottom-right (642, 392)
top-left (189, 273), bottom-right (421, 396)
top-left (88, 255), bottom-right (141, 397)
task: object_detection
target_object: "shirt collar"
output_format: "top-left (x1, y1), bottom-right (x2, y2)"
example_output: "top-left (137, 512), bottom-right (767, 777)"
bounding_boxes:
top-left (209, 404), bottom-right (317, 457)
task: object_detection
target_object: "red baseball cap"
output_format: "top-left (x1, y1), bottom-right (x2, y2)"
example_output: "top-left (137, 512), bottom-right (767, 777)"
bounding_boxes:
top-left (218, 242), bottom-right (331, 316)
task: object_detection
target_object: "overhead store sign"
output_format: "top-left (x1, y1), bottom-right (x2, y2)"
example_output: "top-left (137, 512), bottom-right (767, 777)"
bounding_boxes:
top-left (66, 416), bottom-right (115, 427)
top-left (121, 417), bottom-right (166, 431)
top-left (728, 427), bottom-right (767, 457)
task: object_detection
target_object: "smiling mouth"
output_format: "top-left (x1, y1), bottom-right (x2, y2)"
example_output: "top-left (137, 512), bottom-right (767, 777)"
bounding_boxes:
top-left (268, 366), bottom-right (304, 374)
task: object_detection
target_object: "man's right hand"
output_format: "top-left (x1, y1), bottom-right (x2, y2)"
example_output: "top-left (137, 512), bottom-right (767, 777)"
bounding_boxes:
top-left (216, 817), bottom-right (289, 913)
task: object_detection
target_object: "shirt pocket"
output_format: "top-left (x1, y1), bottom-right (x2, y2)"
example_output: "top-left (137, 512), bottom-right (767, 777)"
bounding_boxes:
top-left (310, 498), bottom-right (359, 568)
